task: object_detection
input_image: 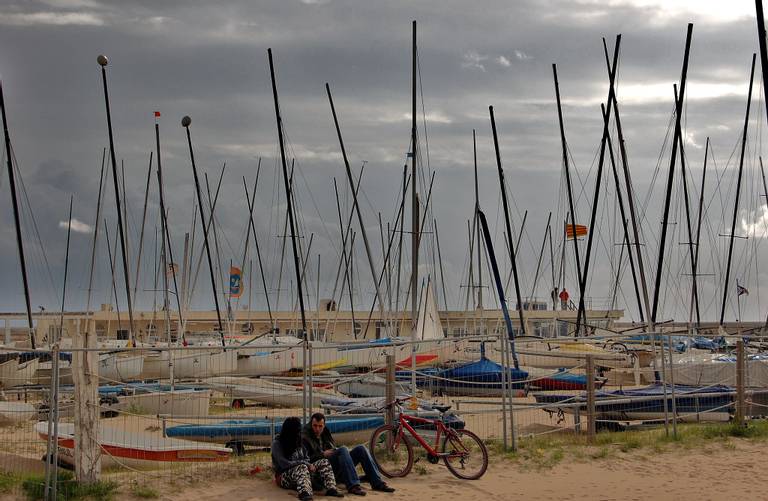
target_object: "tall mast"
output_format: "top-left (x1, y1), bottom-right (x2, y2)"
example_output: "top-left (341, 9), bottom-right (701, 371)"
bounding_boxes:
top-left (651, 24), bottom-right (693, 326)
top-left (552, 64), bottom-right (582, 334)
top-left (489, 106), bottom-right (526, 336)
top-left (602, 42), bottom-right (652, 329)
top-left (411, 20), bottom-right (419, 339)
top-left (156, 120), bottom-right (185, 337)
top-left (720, 54), bottom-right (756, 325)
top-left (575, 35), bottom-right (620, 336)
top-left (673, 85), bottom-right (700, 326)
top-left (268, 48), bottom-right (308, 340)
top-left (601, 37), bottom-right (643, 323)
top-left (756, 0), bottom-right (768, 125)
top-left (326, 84), bottom-right (389, 333)
top-left (0, 80), bottom-right (35, 348)
top-left (473, 129), bottom-right (483, 311)
top-left (181, 115), bottom-right (224, 341)
top-left (97, 55), bottom-right (135, 343)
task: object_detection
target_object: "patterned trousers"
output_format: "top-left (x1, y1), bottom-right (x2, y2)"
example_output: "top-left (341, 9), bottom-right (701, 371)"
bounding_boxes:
top-left (279, 459), bottom-right (337, 496)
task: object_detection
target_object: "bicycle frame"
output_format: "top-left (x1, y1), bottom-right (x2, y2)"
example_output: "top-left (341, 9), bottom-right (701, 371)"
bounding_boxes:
top-left (395, 413), bottom-right (464, 458)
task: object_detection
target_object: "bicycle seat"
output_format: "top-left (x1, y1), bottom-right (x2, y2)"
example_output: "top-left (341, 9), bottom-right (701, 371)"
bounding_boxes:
top-left (433, 404), bottom-right (451, 413)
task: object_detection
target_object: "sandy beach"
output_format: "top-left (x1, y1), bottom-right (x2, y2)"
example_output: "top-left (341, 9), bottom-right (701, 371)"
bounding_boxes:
top-left (82, 437), bottom-right (762, 501)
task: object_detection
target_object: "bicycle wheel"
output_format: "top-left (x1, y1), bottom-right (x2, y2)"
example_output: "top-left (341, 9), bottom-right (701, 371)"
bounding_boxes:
top-left (441, 429), bottom-right (488, 480)
top-left (369, 424), bottom-right (414, 478)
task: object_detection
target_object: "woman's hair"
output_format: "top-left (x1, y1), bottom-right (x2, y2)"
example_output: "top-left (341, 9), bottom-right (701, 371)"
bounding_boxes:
top-left (278, 417), bottom-right (303, 457)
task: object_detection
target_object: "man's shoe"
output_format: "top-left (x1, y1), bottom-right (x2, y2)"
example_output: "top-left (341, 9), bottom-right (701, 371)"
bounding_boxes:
top-left (372, 483), bottom-right (395, 493)
top-left (298, 492), bottom-right (313, 501)
top-left (326, 488), bottom-right (345, 498)
top-left (348, 484), bottom-right (367, 496)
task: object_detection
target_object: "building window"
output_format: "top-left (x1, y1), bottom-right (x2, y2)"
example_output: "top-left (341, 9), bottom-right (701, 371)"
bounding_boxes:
top-left (116, 329), bottom-right (129, 341)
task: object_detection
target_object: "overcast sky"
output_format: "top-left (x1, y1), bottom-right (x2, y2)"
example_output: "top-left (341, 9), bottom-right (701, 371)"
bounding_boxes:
top-left (0, 0), bottom-right (767, 326)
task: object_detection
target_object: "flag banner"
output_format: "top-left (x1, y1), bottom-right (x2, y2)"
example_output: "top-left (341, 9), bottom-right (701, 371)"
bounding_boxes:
top-left (154, 111), bottom-right (161, 117)
top-left (737, 284), bottom-right (749, 296)
top-left (565, 224), bottom-right (588, 239)
top-left (230, 266), bottom-right (242, 298)
top-left (166, 263), bottom-right (178, 276)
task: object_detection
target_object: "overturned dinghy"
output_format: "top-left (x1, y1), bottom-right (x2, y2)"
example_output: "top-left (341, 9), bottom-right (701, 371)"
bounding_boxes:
top-left (533, 384), bottom-right (736, 423)
top-left (166, 415), bottom-right (384, 449)
top-left (204, 376), bottom-right (338, 408)
top-left (35, 421), bottom-right (231, 469)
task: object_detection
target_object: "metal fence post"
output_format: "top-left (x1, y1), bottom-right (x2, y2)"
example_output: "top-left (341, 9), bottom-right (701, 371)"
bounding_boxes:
top-left (586, 355), bottom-right (596, 442)
top-left (736, 340), bottom-right (745, 426)
top-left (666, 334), bottom-right (678, 438)
top-left (385, 354), bottom-right (395, 427)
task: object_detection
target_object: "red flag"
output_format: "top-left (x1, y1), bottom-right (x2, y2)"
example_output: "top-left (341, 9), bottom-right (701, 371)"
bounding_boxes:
top-left (154, 111), bottom-right (161, 117)
top-left (565, 224), bottom-right (588, 239)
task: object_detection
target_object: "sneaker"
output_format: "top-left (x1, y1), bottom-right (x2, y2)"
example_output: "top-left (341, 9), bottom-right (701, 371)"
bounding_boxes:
top-left (372, 483), bottom-right (395, 493)
top-left (348, 484), bottom-right (367, 496)
top-left (299, 492), bottom-right (313, 501)
top-left (326, 488), bottom-right (345, 498)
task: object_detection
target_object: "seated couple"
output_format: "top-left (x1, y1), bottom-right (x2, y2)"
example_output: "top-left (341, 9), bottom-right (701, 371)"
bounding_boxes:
top-left (271, 413), bottom-right (395, 500)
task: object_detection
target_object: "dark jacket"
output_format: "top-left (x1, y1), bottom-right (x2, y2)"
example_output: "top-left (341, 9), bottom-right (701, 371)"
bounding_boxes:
top-left (301, 422), bottom-right (336, 462)
top-left (271, 435), bottom-right (310, 475)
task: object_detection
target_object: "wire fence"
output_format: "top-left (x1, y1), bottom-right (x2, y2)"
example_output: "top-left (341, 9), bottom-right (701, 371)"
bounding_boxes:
top-left (0, 329), bottom-right (765, 498)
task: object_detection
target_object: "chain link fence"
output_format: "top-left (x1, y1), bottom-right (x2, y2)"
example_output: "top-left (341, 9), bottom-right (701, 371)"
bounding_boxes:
top-left (0, 329), bottom-right (764, 498)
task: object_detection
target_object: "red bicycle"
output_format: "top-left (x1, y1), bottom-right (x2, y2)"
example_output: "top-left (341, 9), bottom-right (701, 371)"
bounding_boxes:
top-left (368, 397), bottom-right (488, 480)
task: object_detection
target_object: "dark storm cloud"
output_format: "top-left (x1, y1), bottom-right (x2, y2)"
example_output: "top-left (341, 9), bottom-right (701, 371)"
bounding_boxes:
top-left (0, 0), bottom-right (765, 323)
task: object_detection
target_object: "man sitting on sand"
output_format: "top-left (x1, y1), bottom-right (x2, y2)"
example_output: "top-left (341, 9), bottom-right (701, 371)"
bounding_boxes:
top-left (272, 416), bottom-right (345, 501)
top-left (302, 412), bottom-right (395, 496)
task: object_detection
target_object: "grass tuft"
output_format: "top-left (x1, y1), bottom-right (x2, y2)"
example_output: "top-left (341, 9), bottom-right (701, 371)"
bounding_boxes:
top-left (22, 471), bottom-right (119, 501)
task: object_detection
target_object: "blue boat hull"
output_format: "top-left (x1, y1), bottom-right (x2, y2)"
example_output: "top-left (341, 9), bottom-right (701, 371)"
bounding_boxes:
top-left (166, 416), bottom-right (384, 446)
top-left (533, 384), bottom-right (734, 423)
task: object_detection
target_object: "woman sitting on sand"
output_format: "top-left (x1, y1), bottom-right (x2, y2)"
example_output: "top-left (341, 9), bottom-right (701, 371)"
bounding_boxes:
top-left (271, 416), bottom-right (345, 501)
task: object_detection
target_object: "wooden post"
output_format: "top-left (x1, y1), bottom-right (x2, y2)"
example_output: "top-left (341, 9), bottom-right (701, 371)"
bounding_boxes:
top-left (736, 340), bottom-right (746, 426)
top-left (586, 355), bottom-right (596, 442)
top-left (385, 354), bottom-right (395, 427)
top-left (73, 318), bottom-right (101, 482)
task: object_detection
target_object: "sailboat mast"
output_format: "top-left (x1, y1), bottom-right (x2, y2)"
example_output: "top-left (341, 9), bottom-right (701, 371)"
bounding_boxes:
top-left (575, 35), bottom-right (620, 336)
top-left (268, 48), bottom-right (308, 338)
top-left (489, 105), bottom-right (526, 336)
top-left (552, 64), bottom-right (583, 332)
top-left (0, 80), bottom-right (35, 348)
top-left (411, 20), bottom-right (419, 340)
top-left (156, 121), bottom-right (185, 337)
top-left (651, 24), bottom-right (693, 326)
top-left (181, 115), bottom-right (225, 341)
top-left (720, 54), bottom-right (756, 325)
top-left (326, 83), bottom-right (389, 334)
top-left (97, 55), bottom-right (136, 343)
top-left (473, 129), bottom-right (483, 311)
top-left (602, 40), bottom-right (652, 328)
